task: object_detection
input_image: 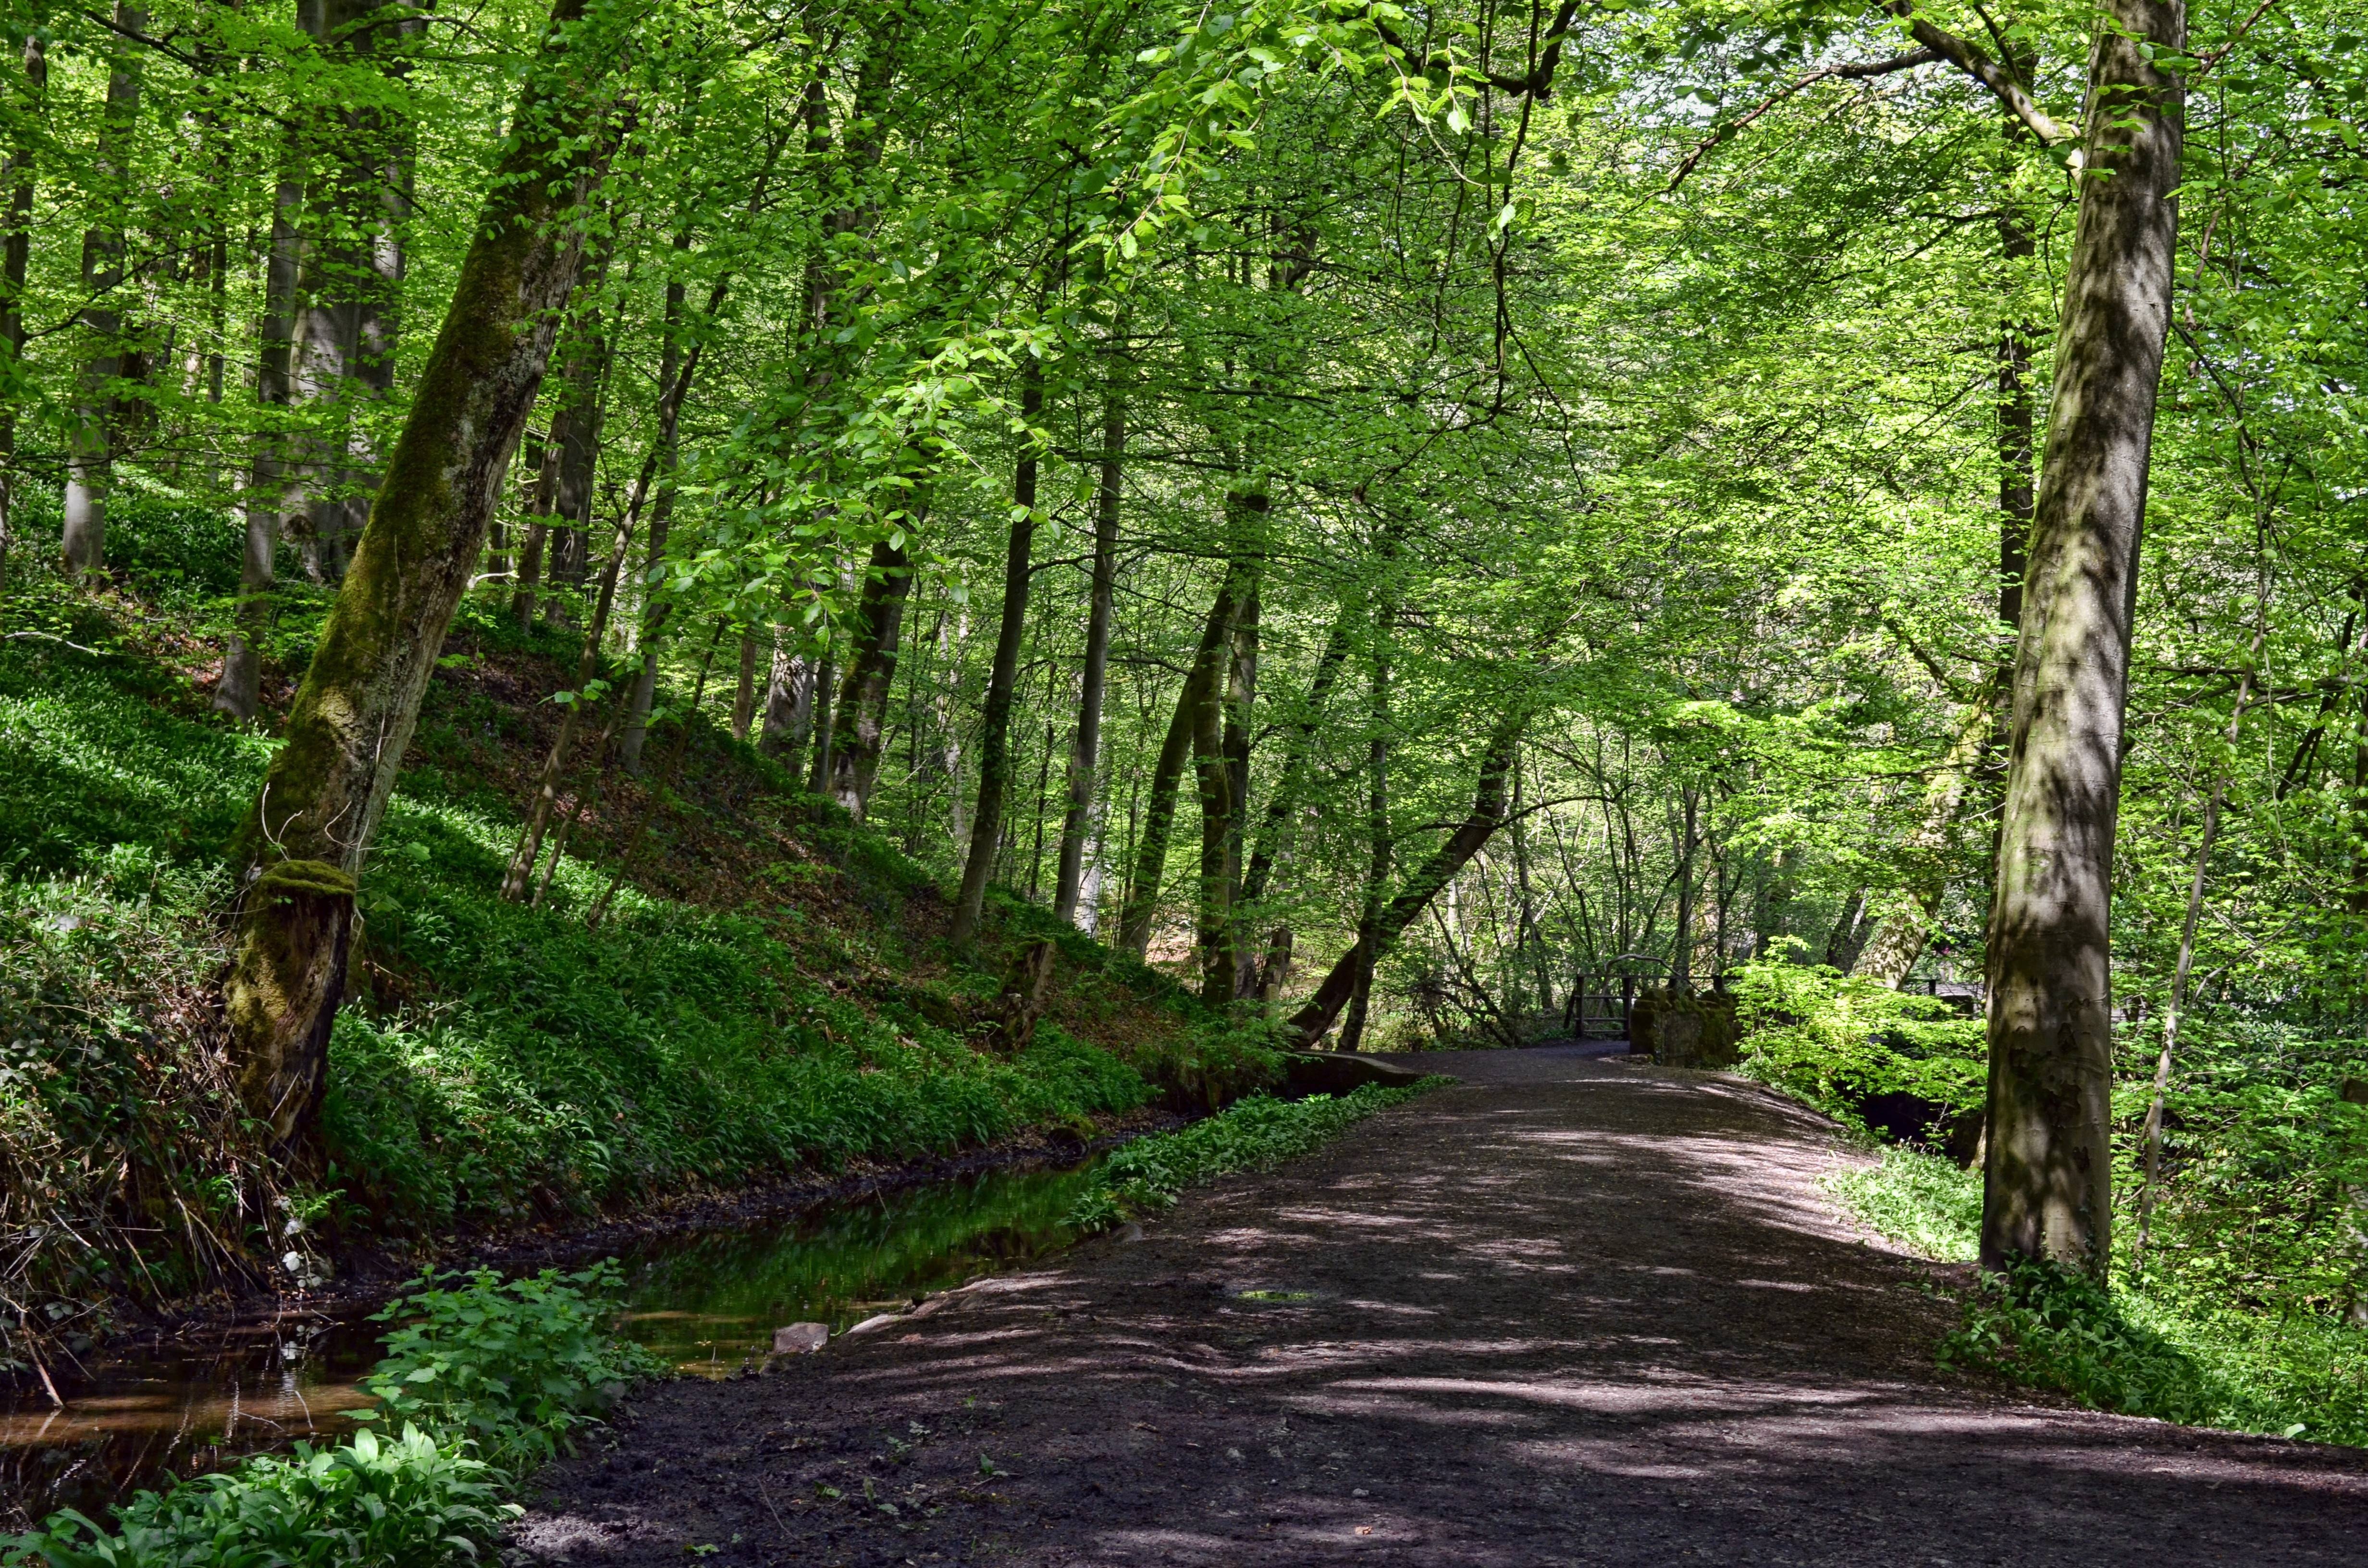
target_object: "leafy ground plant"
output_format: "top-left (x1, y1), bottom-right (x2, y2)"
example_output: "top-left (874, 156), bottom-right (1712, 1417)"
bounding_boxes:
top-left (1065, 1079), bottom-right (1450, 1230)
top-left (1826, 1142), bottom-right (2368, 1445)
top-left (3, 1268), bottom-right (660, 1568)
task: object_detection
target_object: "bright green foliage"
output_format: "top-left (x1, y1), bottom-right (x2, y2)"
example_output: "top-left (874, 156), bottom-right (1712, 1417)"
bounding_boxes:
top-left (1731, 962), bottom-right (1986, 1126)
top-left (1830, 1144), bottom-right (2368, 1445)
top-left (1823, 1145), bottom-right (1983, 1265)
top-left (1066, 1080), bottom-right (1449, 1230)
top-left (3, 1269), bottom-right (651, 1568)
top-left (359, 1266), bottom-right (667, 1470)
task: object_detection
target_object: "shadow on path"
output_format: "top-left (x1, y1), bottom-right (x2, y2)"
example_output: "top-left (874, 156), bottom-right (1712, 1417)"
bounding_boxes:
top-left (517, 1050), bottom-right (2368, 1567)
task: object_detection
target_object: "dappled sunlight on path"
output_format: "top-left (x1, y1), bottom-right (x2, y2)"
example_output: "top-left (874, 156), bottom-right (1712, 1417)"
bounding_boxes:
top-left (518, 1049), bottom-right (2368, 1567)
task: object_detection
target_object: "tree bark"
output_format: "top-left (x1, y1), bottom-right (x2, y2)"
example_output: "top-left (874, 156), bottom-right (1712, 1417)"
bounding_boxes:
top-left (949, 367), bottom-right (1044, 947)
top-left (1980, 0), bottom-right (2183, 1278)
top-left (218, 127), bottom-right (304, 719)
top-left (1192, 582), bottom-right (1240, 1005)
top-left (618, 261), bottom-right (690, 774)
top-left (1335, 639), bottom-right (1392, 1053)
top-left (1291, 712), bottom-right (1521, 1045)
top-left (759, 627), bottom-right (812, 760)
top-left (1853, 701), bottom-right (1994, 985)
top-left (825, 537), bottom-right (915, 817)
top-left (1054, 372), bottom-right (1124, 923)
top-left (62, 5), bottom-right (144, 578)
top-left (1241, 612), bottom-right (1348, 906)
top-left (0, 36), bottom-right (42, 589)
top-left (1115, 567), bottom-right (1244, 957)
top-left (225, 0), bottom-right (617, 1155)
top-left (731, 632), bottom-right (758, 742)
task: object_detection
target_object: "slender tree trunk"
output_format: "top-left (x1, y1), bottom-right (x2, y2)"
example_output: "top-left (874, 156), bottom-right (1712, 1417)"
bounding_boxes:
top-left (1981, 0), bottom-right (2184, 1278)
top-left (1669, 784), bottom-right (1700, 992)
top-left (1336, 641), bottom-right (1392, 1053)
top-left (0, 37), bottom-right (43, 589)
top-left (224, 0), bottom-right (617, 1156)
top-left (511, 431), bottom-right (556, 624)
top-left (1242, 612), bottom-right (1349, 905)
top-left (219, 129), bottom-right (303, 719)
top-left (63, 6), bottom-right (144, 578)
top-left (1192, 590), bottom-right (1239, 1005)
top-left (503, 292), bottom-right (717, 894)
top-left (731, 633), bottom-right (758, 742)
top-left (1293, 712), bottom-right (1521, 1044)
top-left (825, 537), bottom-right (915, 816)
top-left (1857, 132), bottom-right (2036, 981)
top-left (619, 265), bottom-right (689, 774)
top-left (1054, 373), bottom-right (1124, 923)
top-left (2134, 618), bottom-right (2264, 1274)
top-left (1221, 568), bottom-right (1260, 997)
top-left (949, 368), bottom-right (1044, 947)
top-left (1116, 567), bottom-right (1244, 957)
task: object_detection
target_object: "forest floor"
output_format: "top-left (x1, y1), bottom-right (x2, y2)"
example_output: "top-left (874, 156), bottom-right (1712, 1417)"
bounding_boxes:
top-left (512, 1047), bottom-right (2368, 1567)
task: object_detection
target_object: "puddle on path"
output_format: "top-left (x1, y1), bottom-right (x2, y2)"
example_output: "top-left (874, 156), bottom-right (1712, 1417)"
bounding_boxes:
top-left (0, 1158), bottom-right (1098, 1524)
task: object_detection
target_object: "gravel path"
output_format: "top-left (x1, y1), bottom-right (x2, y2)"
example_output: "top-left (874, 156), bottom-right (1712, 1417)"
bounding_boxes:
top-left (514, 1048), bottom-right (2368, 1567)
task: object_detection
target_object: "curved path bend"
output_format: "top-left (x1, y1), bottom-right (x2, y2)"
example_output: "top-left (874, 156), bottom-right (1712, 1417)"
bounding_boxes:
top-left (517, 1046), bottom-right (2368, 1567)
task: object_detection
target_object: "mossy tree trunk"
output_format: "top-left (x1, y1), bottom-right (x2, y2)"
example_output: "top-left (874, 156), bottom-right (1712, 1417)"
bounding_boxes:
top-left (224, 0), bottom-right (619, 1157)
top-left (62, 4), bottom-right (143, 579)
top-left (1115, 564), bottom-right (1244, 957)
top-left (949, 367), bottom-right (1044, 948)
top-left (1980, 0), bottom-right (2183, 1278)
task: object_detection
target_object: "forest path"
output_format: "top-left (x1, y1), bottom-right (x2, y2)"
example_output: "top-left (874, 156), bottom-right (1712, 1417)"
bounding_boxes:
top-left (516, 1049), bottom-right (2368, 1567)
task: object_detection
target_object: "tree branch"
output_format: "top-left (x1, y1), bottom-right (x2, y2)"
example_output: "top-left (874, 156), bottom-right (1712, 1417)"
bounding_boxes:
top-left (1883, 2), bottom-right (2077, 154)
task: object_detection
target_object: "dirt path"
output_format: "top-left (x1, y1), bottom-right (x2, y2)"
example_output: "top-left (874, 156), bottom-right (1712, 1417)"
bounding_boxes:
top-left (515, 1048), bottom-right (2368, 1567)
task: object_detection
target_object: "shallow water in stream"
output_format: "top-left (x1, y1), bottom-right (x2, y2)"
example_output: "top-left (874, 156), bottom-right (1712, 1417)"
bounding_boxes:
top-left (0, 1159), bottom-right (1100, 1525)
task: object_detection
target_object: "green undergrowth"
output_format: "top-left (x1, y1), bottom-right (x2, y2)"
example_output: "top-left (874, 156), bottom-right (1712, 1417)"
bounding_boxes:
top-left (3, 1267), bottom-right (660, 1568)
top-left (1729, 960), bottom-right (1985, 1130)
top-left (1827, 1142), bottom-right (2368, 1446)
top-left (1065, 1079), bottom-right (1450, 1230)
top-left (0, 551), bottom-right (1261, 1353)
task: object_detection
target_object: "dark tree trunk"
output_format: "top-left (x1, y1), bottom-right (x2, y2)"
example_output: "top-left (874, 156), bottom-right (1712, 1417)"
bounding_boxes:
top-left (1192, 587), bottom-right (1239, 1006)
top-left (1240, 613), bottom-right (1348, 906)
top-left (731, 632), bottom-right (758, 742)
top-left (1054, 374), bottom-right (1123, 923)
top-left (1336, 644), bottom-right (1391, 1053)
top-left (1115, 567), bottom-right (1244, 957)
top-left (225, 0), bottom-right (617, 1157)
top-left (1291, 713), bottom-right (1521, 1045)
top-left (826, 537), bottom-right (915, 817)
top-left (759, 628), bottom-right (813, 760)
top-left (1981, 0), bottom-right (2183, 1278)
top-left (949, 368), bottom-right (1045, 947)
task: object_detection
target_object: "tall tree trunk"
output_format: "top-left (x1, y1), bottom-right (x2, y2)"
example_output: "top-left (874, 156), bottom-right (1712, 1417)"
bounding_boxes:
top-left (1192, 587), bottom-right (1239, 1006)
top-left (1115, 567), bottom-right (1244, 957)
top-left (949, 368), bottom-right (1044, 948)
top-left (825, 537), bottom-right (915, 816)
top-left (223, 0), bottom-right (616, 1156)
top-left (218, 130), bottom-right (303, 719)
top-left (543, 298), bottom-right (608, 617)
top-left (1853, 703), bottom-right (1994, 985)
top-left (0, 36), bottom-right (43, 588)
top-left (62, 5), bottom-right (144, 578)
top-left (1241, 612), bottom-right (1349, 905)
top-left (2134, 617), bottom-right (2264, 1274)
top-left (511, 429), bottom-right (557, 623)
top-left (618, 261), bottom-right (690, 774)
top-left (1054, 372), bottom-right (1123, 923)
top-left (1981, 0), bottom-right (2183, 1278)
top-left (1290, 712), bottom-right (1521, 1044)
top-left (1668, 784), bottom-right (1700, 992)
top-left (731, 632), bottom-right (758, 742)
top-left (759, 627), bottom-right (812, 760)
top-left (1221, 564), bottom-right (1260, 997)
top-left (1335, 640), bottom-right (1392, 1053)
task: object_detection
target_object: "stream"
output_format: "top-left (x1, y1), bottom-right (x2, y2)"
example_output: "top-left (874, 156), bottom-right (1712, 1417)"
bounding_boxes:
top-left (0, 1158), bottom-right (1100, 1525)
